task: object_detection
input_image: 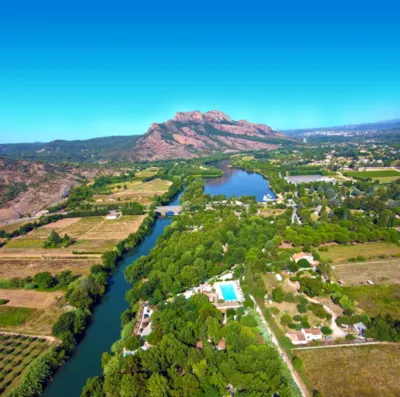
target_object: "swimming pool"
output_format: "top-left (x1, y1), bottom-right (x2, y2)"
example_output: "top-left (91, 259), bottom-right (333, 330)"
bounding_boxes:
top-left (219, 283), bottom-right (237, 301)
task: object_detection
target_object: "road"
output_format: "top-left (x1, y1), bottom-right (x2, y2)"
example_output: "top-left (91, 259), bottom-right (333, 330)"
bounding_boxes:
top-left (0, 216), bottom-right (38, 229)
top-left (250, 295), bottom-right (310, 397)
top-left (293, 341), bottom-right (380, 350)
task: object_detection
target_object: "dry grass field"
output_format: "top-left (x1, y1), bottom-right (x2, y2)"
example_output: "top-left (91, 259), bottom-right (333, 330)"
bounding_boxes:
top-left (0, 289), bottom-right (63, 309)
top-left (342, 284), bottom-right (400, 318)
top-left (0, 258), bottom-right (98, 278)
top-left (319, 242), bottom-right (400, 264)
top-left (334, 259), bottom-right (400, 285)
top-left (135, 167), bottom-right (159, 178)
top-left (297, 344), bottom-right (400, 397)
top-left (0, 221), bottom-right (32, 233)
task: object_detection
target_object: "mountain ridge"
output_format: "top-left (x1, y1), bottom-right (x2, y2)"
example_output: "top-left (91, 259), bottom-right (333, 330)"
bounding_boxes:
top-left (0, 111), bottom-right (288, 162)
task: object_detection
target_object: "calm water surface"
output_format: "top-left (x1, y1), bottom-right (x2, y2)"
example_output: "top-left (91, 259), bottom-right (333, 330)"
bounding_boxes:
top-left (43, 160), bottom-right (274, 396)
top-left (204, 160), bottom-right (276, 201)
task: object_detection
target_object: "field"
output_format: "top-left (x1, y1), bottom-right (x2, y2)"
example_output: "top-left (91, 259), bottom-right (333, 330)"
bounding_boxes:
top-left (297, 344), bottom-right (400, 397)
top-left (0, 221), bottom-right (32, 233)
top-left (0, 215), bottom-right (145, 258)
top-left (0, 258), bottom-right (98, 279)
top-left (0, 334), bottom-right (52, 395)
top-left (0, 307), bottom-right (35, 327)
top-left (135, 167), bottom-right (159, 178)
top-left (93, 178), bottom-right (172, 206)
top-left (344, 170), bottom-right (400, 183)
top-left (334, 259), bottom-right (400, 285)
top-left (319, 242), bottom-right (400, 264)
top-left (342, 284), bottom-right (400, 318)
top-left (0, 289), bottom-right (63, 309)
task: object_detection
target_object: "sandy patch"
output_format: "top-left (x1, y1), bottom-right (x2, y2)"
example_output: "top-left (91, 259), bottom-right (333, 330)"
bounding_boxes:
top-left (0, 289), bottom-right (63, 309)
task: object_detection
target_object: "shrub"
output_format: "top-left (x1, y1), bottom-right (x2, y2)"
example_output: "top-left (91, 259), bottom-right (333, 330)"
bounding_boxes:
top-left (292, 356), bottom-right (303, 371)
top-left (280, 314), bottom-right (293, 326)
top-left (321, 326), bottom-right (333, 335)
top-left (297, 304), bottom-right (308, 313)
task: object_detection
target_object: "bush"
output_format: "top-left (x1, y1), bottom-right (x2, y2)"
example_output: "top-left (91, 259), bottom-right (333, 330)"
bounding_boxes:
top-left (272, 287), bottom-right (285, 303)
top-left (292, 315), bottom-right (302, 322)
top-left (0, 299), bottom-right (9, 305)
top-left (321, 326), bottom-right (333, 335)
top-left (292, 356), bottom-right (303, 371)
top-left (297, 304), bottom-right (308, 313)
top-left (280, 314), bottom-right (293, 326)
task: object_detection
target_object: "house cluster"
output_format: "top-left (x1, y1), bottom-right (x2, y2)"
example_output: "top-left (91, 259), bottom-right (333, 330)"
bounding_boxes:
top-left (196, 338), bottom-right (226, 351)
top-left (286, 328), bottom-right (323, 345)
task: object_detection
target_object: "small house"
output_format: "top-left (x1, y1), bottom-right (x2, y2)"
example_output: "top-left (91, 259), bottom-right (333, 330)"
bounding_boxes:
top-left (106, 210), bottom-right (121, 220)
top-left (216, 339), bottom-right (226, 350)
top-left (302, 328), bottom-right (323, 341)
top-left (291, 252), bottom-right (314, 265)
top-left (286, 331), bottom-right (307, 345)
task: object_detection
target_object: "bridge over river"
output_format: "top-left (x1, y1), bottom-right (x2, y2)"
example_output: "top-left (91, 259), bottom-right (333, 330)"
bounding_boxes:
top-left (155, 205), bottom-right (182, 216)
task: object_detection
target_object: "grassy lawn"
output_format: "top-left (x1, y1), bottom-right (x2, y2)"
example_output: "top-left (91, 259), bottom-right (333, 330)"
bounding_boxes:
top-left (334, 259), bottom-right (400, 285)
top-left (320, 242), bottom-right (400, 264)
top-left (0, 307), bottom-right (35, 327)
top-left (342, 284), bottom-right (400, 318)
top-left (297, 344), bottom-right (400, 397)
top-left (0, 334), bottom-right (52, 395)
top-left (344, 170), bottom-right (400, 178)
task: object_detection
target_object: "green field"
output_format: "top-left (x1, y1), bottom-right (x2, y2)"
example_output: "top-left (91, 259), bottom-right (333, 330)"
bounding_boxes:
top-left (0, 307), bottom-right (36, 327)
top-left (0, 334), bottom-right (51, 395)
top-left (297, 344), bottom-right (400, 397)
top-left (343, 284), bottom-right (400, 318)
top-left (344, 170), bottom-right (400, 181)
top-left (319, 242), bottom-right (400, 264)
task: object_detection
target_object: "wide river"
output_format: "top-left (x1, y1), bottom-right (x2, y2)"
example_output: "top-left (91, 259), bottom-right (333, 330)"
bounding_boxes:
top-left (43, 160), bottom-right (275, 397)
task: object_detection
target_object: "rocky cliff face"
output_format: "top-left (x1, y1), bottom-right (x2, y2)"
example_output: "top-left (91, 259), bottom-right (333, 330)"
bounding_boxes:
top-left (132, 110), bottom-right (287, 160)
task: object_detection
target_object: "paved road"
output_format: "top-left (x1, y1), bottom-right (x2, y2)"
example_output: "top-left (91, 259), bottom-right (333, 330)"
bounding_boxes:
top-left (250, 295), bottom-right (309, 397)
top-left (0, 216), bottom-right (38, 228)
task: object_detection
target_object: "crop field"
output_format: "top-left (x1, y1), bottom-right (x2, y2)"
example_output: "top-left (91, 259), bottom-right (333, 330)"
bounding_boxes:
top-left (319, 242), bottom-right (400, 263)
top-left (0, 290), bottom-right (63, 309)
top-left (297, 344), bottom-right (400, 397)
top-left (345, 170), bottom-right (400, 178)
top-left (0, 215), bottom-right (145, 257)
top-left (0, 293), bottom-right (64, 335)
top-left (0, 258), bottom-right (98, 278)
top-left (334, 259), bottom-right (400, 285)
top-left (0, 334), bottom-right (52, 395)
top-left (342, 284), bottom-right (400, 318)
top-left (0, 221), bottom-right (32, 233)
top-left (344, 170), bottom-right (400, 183)
top-left (135, 167), bottom-right (159, 178)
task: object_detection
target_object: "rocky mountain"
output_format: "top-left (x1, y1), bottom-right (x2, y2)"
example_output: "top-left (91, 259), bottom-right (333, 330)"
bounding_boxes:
top-left (0, 111), bottom-right (288, 162)
top-left (132, 110), bottom-right (287, 160)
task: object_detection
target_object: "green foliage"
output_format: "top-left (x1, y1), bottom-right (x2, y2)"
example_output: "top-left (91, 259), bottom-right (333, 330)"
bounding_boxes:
top-left (272, 287), bottom-right (285, 303)
top-left (43, 230), bottom-right (73, 248)
top-left (321, 326), bottom-right (333, 335)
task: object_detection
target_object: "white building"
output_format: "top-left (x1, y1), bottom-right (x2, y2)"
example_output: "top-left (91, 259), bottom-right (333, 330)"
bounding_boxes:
top-left (291, 252), bottom-right (314, 265)
top-left (106, 210), bottom-right (121, 220)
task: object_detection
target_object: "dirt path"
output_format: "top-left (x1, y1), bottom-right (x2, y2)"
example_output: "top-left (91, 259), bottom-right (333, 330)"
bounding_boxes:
top-left (292, 341), bottom-right (381, 350)
top-left (251, 295), bottom-right (310, 397)
top-left (306, 296), bottom-right (346, 339)
top-left (0, 330), bottom-right (59, 343)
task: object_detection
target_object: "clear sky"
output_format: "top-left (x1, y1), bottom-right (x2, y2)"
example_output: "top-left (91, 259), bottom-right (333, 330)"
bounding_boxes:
top-left (1, 0), bottom-right (400, 143)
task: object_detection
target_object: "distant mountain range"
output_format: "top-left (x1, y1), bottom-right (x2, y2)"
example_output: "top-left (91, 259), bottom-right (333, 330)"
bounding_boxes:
top-left (0, 111), bottom-right (288, 162)
top-left (284, 118), bottom-right (400, 135)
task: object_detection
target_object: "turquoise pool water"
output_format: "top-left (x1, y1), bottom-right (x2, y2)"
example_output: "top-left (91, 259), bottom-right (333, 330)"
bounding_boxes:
top-left (220, 283), bottom-right (237, 301)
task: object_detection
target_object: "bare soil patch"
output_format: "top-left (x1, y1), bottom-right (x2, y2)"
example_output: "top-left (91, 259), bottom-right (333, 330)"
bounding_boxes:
top-left (0, 289), bottom-right (63, 309)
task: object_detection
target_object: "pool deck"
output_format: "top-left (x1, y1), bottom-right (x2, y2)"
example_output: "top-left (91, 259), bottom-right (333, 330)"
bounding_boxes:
top-left (215, 280), bottom-right (244, 303)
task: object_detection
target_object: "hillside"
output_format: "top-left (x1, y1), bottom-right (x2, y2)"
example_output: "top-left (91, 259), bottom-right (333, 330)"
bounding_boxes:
top-left (0, 158), bottom-right (121, 223)
top-left (131, 110), bottom-right (287, 160)
top-left (0, 111), bottom-right (288, 162)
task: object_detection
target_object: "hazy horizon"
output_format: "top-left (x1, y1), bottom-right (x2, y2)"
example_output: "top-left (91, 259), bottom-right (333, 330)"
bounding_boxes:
top-left (1, 0), bottom-right (400, 144)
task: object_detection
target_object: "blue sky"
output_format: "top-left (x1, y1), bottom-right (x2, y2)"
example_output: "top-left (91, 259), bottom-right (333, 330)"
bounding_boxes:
top-left (1, 0), bottom-right (399, 143)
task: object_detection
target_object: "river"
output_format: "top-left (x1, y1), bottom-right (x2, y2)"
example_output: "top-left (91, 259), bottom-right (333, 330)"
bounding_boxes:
top-left (43, 160), bottom-right (274, 397)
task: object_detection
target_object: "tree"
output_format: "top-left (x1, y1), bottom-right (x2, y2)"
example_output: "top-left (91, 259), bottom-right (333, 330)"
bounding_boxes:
top-left (292, 356), bottom-right (303, 371)
top-left (81, 376), bottom-right (104, 397)
top-left (33, 272), bottom-right (54, 289)
top-left (280, 314), bottom-right (292, 326)
top-left (272, 287), bottom-right (285, 303)
top-left (321, 326), bottom-right (333, 335)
